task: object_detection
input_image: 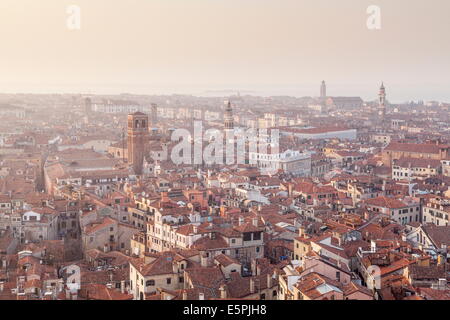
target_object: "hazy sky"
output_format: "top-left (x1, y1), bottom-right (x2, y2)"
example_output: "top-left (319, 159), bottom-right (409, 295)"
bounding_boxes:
top-left (0, 0), bottom-right (449, 102)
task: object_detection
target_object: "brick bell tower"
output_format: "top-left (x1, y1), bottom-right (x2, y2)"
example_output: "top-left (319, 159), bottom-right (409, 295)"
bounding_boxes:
top-left (127, 112), bottom-right (149, 175)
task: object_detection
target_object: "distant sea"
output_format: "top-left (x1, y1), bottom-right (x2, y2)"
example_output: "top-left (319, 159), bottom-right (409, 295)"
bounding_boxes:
top-left (0, 83), bottom-right (448, 104)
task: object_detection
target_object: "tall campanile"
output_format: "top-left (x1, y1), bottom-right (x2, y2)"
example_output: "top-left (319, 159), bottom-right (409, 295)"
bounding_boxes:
top-left (127, 112), bottom-right (149, 175)
top-left (224, 100), bottom-right (234, 131)
top-left (320, 80), bottom-right (327, 98)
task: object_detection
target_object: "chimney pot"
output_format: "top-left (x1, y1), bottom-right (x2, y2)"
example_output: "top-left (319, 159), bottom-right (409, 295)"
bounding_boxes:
top-left (219, 285), bottom-right (227, 299)
top-left (200, 254), bottom-right (209, 267)
top-left (299, 226), bottom-right (305, 237)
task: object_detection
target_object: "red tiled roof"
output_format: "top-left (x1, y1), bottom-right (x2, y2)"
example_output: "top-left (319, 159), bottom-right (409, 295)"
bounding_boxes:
top-left (384, 142), bottom-right (448, 154)
top-left (365, 196), bottom-right (407, 209)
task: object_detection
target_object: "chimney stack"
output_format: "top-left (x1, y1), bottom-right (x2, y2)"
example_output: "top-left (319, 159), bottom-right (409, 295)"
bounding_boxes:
top-left (182, 290), bottom-right (188, 300)
top-left (120, 280), bottom-right (125, 294)
top-left (273, 269), bottom-right (279, 281)
top-left (267, 273), bottom-right (272, 288)
top-left (172, 261), bottom-right (179, 274)
top-left (252, 217), bottom-right (258, 227)
top-left (161, 192), bottom-right (169, 203)
top-left (238, 216), bottom-right (244, 226)
top-left (199, 292), bottom-right (205, 300)
top-left (250, 278), bottom-right (255, 294)
top-left (219, 284), bottom-right (227, 299)
top-left (298, 226), bottom-right (305, 237)
top-left (200, 254), bottom-right (209, 267)
top-left (437, 254), bottom-right (445, 266)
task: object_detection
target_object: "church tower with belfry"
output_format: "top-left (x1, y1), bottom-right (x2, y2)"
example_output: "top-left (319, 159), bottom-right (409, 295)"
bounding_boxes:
top-left (127, 112), bottom-right (149, 175)
top-left (224, 100), bottom-right (234, 131)
top-left (320, 80), bottom-right (327, 98)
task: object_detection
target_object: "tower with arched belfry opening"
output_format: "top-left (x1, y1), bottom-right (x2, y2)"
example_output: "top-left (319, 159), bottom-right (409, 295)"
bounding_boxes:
top-left (127, 112), bottom-right (149, 175)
